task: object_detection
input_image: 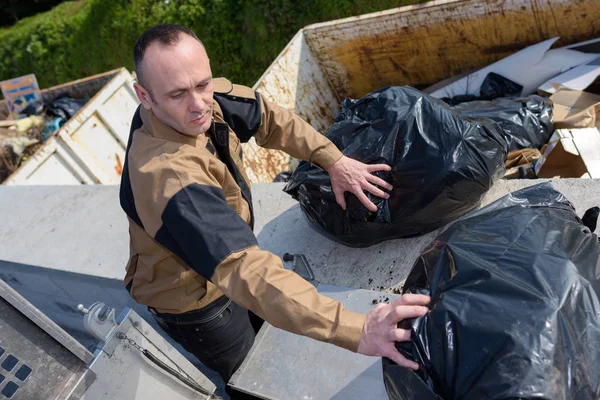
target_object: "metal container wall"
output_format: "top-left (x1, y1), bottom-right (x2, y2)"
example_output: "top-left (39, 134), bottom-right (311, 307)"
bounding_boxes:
top-left (246, 0), bottom-right (599, 182)
top-left (3, 68), bottom-right (138, 185)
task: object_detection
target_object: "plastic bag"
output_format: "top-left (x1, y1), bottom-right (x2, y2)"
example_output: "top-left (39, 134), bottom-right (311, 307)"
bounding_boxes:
top-left (284, 87), bottom-right (507, 247)
top-left (440, 72), bottom-right (523, 105)
top-left (46, 95), bottom-right (88, 121)
top-left (384, 183), bottom-right (600, 400)
top-left (452, 95), bottom-right (553, 151)
top-left (479, 72), bottom-right (523, 100)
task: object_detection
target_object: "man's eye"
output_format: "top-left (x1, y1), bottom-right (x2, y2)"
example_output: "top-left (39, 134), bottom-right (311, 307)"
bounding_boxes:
top-left (197, 83), bottom-right (208, 89)
top-left (171, 93), bottom-right (184, 99)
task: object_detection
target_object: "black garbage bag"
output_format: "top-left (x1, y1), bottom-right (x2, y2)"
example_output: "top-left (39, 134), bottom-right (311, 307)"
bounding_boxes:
top-left (479, 72), bottom-right (524, 100)
top-left (384, 183), bottom-right (600, 400)
top-left (284, 86), bottom-right (507, 247)
top-left (452, 95), bottom-right (553, 151)
top-left (441, 72), bottom-right (523, 106)
top-left (45, 95), bottom-right (88, 121)
top-left (21, 99), bottom-right (44, 116)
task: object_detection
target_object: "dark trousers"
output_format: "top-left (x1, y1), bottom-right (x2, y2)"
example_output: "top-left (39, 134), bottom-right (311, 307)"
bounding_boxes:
top-left (150, 296), bottom-right (263, 398)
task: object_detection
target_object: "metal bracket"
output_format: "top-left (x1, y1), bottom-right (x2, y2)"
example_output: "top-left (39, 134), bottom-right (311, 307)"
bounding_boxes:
top-left (78, 302), bottom-right (118, 343)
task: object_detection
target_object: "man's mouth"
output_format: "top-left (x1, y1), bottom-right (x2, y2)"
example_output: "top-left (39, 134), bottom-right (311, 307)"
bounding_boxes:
top-left (191, 113), bottom-right (209, 124)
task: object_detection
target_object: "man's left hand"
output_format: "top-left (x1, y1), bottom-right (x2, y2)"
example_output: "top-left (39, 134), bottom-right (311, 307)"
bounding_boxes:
top-left (327, 156), bottom-right (393, 212)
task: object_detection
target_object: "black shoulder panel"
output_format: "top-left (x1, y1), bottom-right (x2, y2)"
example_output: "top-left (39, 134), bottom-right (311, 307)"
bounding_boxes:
top-left (213, 90), bottom-right (262, 143)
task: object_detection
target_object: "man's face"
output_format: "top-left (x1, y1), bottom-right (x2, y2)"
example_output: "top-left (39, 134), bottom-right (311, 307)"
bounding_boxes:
top-left (135, 34), bottom-right (214, 136)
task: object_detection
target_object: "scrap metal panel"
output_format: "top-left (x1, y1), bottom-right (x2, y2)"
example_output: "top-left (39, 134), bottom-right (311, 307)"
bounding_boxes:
top-left (0, 280), bottom-right (94, 400)
top-left (244, 31), bottom-right (339, 183)
top-left (229, 284), bottom-right (398, 400)
top-left (81, 309), bottom-right (216, 400)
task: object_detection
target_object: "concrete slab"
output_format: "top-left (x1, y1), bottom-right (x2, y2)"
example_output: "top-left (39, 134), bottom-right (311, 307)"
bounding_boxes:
top-left (0, 185), bottom-right (127, 279)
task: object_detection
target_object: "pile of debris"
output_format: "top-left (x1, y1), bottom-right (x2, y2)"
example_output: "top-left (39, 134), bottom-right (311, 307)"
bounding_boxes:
top-left (0, 117), bottom-right (45, 182)
top-left (0, 93), bottom-right (87, 183)
top-left (428, 36), bottom-right (600, 180)
top-left (285, 35), bottom-right (600, 247)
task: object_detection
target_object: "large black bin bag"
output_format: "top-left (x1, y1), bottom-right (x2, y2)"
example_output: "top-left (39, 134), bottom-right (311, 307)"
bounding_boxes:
top-left (384, 183), bottom-right (600, 400)
top-left (284, 86), bottom-right (507, 247)
top-left (452, 95), bottom-right (554, 152)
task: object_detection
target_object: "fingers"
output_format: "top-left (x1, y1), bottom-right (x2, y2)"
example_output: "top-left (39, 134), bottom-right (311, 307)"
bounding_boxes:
top-left (392, 294), bottom-right (431, 307)
top-left (388, 328), bottom-right (411, 342)
top-left (355, 189), bottom-right (378, 212)
top-left (384, 346), bottom-right (420, 370)
top-left (366, 174), bottom-right (393, 191)
top-left (362, 182), bottom-right (390, 200)
top-left (333, 188), bottom-right (347, 210)
top-left (366, 163), bottom-right (392, 173)
top-left (386, 305), bottom-right (429, 325)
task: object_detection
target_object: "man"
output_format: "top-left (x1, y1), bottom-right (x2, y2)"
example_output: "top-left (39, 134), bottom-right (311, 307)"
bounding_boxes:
top-left (120, 24), bottom-right (429, 390)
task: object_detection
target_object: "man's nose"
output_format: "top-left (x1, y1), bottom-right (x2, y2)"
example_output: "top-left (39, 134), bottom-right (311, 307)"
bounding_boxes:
top-left (189, 92), bottom-right (206, 112)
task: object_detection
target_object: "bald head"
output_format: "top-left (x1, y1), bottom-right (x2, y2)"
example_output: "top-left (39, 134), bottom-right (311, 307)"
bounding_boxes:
top-left (133, 24), bottom-right (204, 90)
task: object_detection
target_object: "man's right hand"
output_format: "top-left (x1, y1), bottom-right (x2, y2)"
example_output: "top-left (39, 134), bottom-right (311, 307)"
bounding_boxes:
top-left (357, 294), bottom-right (430, 369)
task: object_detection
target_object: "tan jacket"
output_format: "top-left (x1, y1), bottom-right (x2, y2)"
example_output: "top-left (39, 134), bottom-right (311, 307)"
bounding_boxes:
top-left (120, 78), bottom-right (366, 351)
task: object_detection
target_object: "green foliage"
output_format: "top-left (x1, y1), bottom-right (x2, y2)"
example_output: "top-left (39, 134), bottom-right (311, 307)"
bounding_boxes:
top-left (0, 0), bottom-right (425, 90)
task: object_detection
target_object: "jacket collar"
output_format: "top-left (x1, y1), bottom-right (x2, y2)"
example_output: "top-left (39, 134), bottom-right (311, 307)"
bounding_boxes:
top-left (140, 106), bottom-right (209, 148)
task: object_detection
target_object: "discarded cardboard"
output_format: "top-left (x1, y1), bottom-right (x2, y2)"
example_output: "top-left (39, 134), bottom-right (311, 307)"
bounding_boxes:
top-left (504, 148), bottom-right (540, 179)
top-left (504, 164), bottom-right (536, 179)
top-left (506, 148), bottom-right (541, 169)
top-left (430, 37), bottom-right (598, 98)
top-left (538, 57), bottom-right (600, 95)
top-left (550, 87), bottom-right (600, 130)
top-left (535, 128), bottom-right (600, 178)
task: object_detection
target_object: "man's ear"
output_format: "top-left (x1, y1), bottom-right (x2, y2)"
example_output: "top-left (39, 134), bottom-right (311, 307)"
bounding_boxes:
top-left (134, 83), bottom-right (153, 110)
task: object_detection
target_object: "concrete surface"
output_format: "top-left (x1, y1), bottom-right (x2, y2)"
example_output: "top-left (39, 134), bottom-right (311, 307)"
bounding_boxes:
top-left (0, 185), bottom-right (126, 279)
top-left (0, 179), bottom-right (598, 398)
top-left (253, 179), bottom-right (600, 293)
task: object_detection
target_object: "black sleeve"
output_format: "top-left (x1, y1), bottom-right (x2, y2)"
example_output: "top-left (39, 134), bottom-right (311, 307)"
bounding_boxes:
top-left (154, 183), bottom-right (258, 280)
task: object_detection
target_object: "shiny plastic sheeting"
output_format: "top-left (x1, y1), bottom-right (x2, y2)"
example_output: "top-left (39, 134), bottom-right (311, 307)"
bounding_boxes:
top-left (452, 95), bottom-right (554, 152)
top-left (384, 183), bottom-right (600, 400)
top-left (440, 72), bottom-right (523, 106)
top-left (284, 87), bottom-right (507, 247)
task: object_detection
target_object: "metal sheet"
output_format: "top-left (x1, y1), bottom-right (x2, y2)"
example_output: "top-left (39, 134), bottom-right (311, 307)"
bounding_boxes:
top-left (244, 32), bottom-right (340, 183)
top-left (228, 284), bottom-right (399, 400)
top-left (83, 309), bottom-right (216, 400)
top-left (0, 295), bottom-right (92, 400)
top-left (0, 279), bottom-right (94, 364)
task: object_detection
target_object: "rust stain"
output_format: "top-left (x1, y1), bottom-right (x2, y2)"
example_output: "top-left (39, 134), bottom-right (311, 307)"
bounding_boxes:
top-left (114, 153), bottom-right (123, 176)
top-left (241, 143), bottom-right (289, 183)
top-left (304, 0), bottom-right (600, 99)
